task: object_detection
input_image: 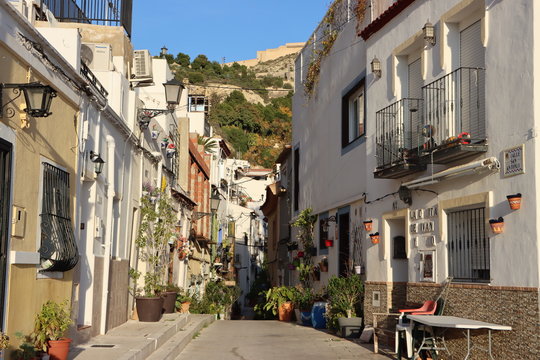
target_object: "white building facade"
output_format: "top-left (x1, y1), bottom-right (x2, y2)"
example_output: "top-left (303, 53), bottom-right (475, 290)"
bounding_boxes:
top-left (293, 0), bottom-right (539, 358)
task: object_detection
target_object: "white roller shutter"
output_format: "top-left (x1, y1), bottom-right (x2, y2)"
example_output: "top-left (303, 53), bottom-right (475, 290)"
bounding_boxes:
top-left (460, 21), bottom-right (484, 68)
top-left (408, 58), bottom-right (422, 98)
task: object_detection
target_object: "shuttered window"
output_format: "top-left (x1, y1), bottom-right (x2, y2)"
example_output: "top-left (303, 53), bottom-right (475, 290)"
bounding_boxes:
top-left (447, 207), bottom-right (490, 282)
top-left (460, 21), bottom-right (484, 68)
top-left (39, 163), bottom-right (79, 272)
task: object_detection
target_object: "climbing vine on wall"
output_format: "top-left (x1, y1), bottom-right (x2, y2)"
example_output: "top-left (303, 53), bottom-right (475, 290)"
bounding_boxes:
top-left (304, 0), bottom-right (369, 98)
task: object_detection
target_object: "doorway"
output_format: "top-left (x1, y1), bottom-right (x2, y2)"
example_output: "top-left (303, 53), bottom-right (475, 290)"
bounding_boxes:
top-left (387, 218), bottom-right (408, 282)
top-left (0, 138), bottom-right (12, 329)
top-left (338, 210), bottom-right (350, 277)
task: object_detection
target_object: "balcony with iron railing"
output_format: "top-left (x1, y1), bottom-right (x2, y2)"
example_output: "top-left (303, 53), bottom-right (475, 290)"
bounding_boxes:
top-left (374, 67), bottom-right (487, 179)
top-left (80, 61), bottom-right (108, 98)
top-left (39, 0), bottom-right (133, 38)
top-left (374, 98), bottom-right (425, 179)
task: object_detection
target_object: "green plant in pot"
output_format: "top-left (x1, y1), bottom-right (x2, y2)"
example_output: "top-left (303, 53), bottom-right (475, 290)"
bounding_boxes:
top-left (30, 300), bottom-right (73, 360)
top-left (132, 189), bottom-right (176, 322)
top-left (262, 286), bottom-right (296, 321)
top-left (292, 285), bottom-right (316, 326)
top-left (204, 281), bottom-right (241, 319)
top-left (292, 208), bottom-right (318, 262)
top-left (13, 332), bottom-right (37, 360)
top-left (327, 274), bottom-right (364, 338)
top-left (176, 291), bottom-right (193, 313)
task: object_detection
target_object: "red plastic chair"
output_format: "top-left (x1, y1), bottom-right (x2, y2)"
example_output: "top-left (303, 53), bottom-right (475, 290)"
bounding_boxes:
top-left (399, 300), bottom-right (437, 315)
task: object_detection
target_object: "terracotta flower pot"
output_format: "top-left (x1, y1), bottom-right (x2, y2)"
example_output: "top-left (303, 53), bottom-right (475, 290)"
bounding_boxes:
top-left (162, 291), bottom-right (177, 314)
top-left (490, 221), bottom-right (504, 234)
top-left (320, 262), bottom-right (328, 272)
top-left (180, 301), bottom-right (191, 313)
top-left (48, 338), bottom-right (72, 360)
top-left (278, 302), bottom-right (294, 322)
top-left (370, 233), bottom-right (380, 244)
top-left (507, 194), bottom-right (522, 210)
top-left (136, 296), bottom-right (164, 322)
top-left (363, 220), bottom-right (373, 232)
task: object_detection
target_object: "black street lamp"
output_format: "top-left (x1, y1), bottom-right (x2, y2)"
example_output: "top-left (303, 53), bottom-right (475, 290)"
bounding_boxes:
top-left (89, 151), bottom-right (105, 175)
top-left (0, 82), bottom-right (57, 118)
top-left (137, 78), bottom-right (185, 130)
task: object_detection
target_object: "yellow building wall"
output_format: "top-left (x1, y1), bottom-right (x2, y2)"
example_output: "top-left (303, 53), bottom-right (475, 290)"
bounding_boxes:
top-left (0, 44), bottom-right (78, 340)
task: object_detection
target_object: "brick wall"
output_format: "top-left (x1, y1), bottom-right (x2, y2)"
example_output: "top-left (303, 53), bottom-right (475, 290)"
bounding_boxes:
top-left (364, 281), bottom-right (539, 359)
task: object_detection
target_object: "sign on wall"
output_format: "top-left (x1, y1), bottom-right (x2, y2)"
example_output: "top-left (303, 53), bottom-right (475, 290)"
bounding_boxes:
top-left (503, 144), bottom-right (525, 177)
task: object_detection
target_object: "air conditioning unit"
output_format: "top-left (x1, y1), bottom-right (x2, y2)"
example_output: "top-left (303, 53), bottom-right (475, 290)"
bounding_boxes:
top-left (132, 49), bottom-right (153, 80)
top-left (81, 43), bottom-right (113, 71)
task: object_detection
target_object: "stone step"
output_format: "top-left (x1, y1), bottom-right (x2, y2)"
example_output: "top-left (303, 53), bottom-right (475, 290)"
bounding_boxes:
top-left (70, 313), bottom-right (197, 360)
top-left (147, 314), bottom-right (215, 360)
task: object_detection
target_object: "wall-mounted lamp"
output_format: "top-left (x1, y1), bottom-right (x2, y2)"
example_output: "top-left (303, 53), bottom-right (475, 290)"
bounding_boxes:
top-left (321, 215), bottom-right (337, 232)
top-left (137, 78), bottom-right (185, 130)
top-left (371, 57), bottom-right (382, 78)
top-left (423, 22), bottom-right (436, 46)
top-left (89, 151), bottom-right (105, 175)
top-left (0, 82), bottom-right (57, 127)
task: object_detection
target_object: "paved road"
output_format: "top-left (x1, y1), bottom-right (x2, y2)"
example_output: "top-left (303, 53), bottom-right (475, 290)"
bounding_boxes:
top-left (176, 320), bottom-right (389, 360)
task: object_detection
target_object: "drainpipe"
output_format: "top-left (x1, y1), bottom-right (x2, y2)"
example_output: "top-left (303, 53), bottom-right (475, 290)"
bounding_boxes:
top-left (100, 136), bottom-right (115, 334)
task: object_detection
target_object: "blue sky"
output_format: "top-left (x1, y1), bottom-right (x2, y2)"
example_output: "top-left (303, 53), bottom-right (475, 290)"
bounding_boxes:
top-left (132, 0), bottom-right (331, 63)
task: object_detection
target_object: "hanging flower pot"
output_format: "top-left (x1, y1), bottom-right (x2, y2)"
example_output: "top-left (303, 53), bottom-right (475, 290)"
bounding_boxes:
top-left (161, 138), bottom-right (169, 149)
top-left (324, 239), bottom-right (334, 247)
top-left (489, 217), bottom-right (504, 234)
top-left (297, 251), bottom-right (304, 258)
top-left (354, 265), bottom-right (362, 274)
top-left (363, 220), bottom-right (373, 232)
top-left (166, 143), bottom-right (176, 158)
top-left (370, 232), bottom-right (380, 244)
top-left (287, 242), bottom-right (298, 251)
top-left (506, 193), bottom-right (522, 210)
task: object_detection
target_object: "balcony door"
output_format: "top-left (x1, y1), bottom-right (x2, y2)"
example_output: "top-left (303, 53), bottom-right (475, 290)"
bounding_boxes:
top-left (460, 20), bottom-right (486, 141)
top-left (0, 138), bottom-right (12, 330)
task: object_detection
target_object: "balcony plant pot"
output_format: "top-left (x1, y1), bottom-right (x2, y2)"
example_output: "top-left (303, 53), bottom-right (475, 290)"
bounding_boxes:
top-left (278, 302), bottom-right (293, 322)
top-left (324, 239), bottom-right (334, 247)
top-left (370, 232), bottom-right (380, 244)
top-left (136, 296), bottom-right (164, 322)
top-left (362, 220), bottom-right (373, 232)
top-left (162, 291), bottom-right (177, 314)
top-left (47, 338), bottom-right (72, 360)
top-left (506, 193), bottom-right (522, 210)
top-left (338, 317), bottom-right (363, 338)
top-left (354, 265), bottom-right (362, 274)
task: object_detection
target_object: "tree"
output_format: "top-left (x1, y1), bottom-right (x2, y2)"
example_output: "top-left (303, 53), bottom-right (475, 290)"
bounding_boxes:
top-left (188, 72), bottom-right (204, 84)
top-left (175, 52), bottom-right (191, 67)
top-left (191, 54), bottom-right (210, 70)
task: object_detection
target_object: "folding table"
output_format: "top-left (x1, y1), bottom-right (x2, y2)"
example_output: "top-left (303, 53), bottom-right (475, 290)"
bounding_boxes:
top-left (407, 315), bottom-right (512, 360)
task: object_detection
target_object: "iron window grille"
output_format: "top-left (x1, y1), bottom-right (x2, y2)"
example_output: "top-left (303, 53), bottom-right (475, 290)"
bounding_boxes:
top-left (447, 207), bottom-right (490, 282)
top-left (39, 163), bottom-right (79, 272)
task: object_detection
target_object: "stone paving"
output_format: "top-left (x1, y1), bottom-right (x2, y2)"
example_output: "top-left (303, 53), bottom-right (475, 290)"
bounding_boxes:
top-left (176, 320), bottom-right (390, 360)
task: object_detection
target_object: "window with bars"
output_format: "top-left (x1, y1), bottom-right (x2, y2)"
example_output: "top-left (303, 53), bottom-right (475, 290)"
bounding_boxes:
top-left (39, 163), bottom-right (79, 272)
top-left (188, 96), bottom-right (208, 112)
top-left (447, 207), bottom-right (490, 282)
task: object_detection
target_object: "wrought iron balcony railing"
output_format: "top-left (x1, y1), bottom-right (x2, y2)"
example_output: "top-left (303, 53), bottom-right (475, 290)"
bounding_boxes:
top-left (422, 67), bottom-right (486, 150)
top-left (375, 98), bottom-right (423, 169)
top-left (80, 61), bottom-right (108, 97)
top-left (40, 0), bottom-right (133, 38)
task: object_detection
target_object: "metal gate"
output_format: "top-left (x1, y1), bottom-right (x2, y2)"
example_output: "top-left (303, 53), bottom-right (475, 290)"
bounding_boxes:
top-left (0, 138), bottom-right (12, 329)
top-left (447, 207), bottom-right (490, 282)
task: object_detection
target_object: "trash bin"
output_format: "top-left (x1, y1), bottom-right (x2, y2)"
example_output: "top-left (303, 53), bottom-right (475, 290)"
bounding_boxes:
top-left (311, 301), bottom-right (327, 329)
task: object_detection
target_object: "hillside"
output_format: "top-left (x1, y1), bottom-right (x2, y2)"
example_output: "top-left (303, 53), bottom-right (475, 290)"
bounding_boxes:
top-left (161, 52), bottom-right (295, 167)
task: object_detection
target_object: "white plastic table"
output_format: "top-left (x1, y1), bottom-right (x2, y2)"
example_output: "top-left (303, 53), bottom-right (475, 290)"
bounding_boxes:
top-left (407, 315), bottom-right (512, 359)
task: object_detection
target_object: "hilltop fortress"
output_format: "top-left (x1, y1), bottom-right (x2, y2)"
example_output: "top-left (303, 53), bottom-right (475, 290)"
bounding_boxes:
top-left (226, 42), bottom-right (305, 67)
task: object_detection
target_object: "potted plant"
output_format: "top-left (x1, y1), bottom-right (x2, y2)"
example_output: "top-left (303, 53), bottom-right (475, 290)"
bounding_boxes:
top-left (362, 219), bottom-right (373, 232)
top-left (131, 189), bottom-right (176, 322)
top-left (320, 257), bottom-right (329, 272)
top-left (324, 239), bottom-right (334, 247)
top-left (369, 232), bottom-right (380, 244)
top-left (13, 333), bottom-right (38, 360)
top-left (262, 286), bottom-right (296, 322)
top-left (0, 332), bottom-right (9, 358)
top-left (327, 274), bottom-right (364, 338)
top-left (162, 284), bottom-right (180, 314)
top-left (30, 300), bottom-right (73, 360)
top-left (489, 217), bottom-right (504, 234)
top-left (292, 208), bottom-right (318, 262)
top-left (176, 292), bottom-right (192, 313)
top-left (506, 193), bottom-right (522, 210)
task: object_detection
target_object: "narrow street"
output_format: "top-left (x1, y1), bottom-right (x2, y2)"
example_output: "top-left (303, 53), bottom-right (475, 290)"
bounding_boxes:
top-left (176, 320), bottom-right (388, 360)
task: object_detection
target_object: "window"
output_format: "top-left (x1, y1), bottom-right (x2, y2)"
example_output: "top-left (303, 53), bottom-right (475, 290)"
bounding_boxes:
top-left (447, 207), bottom-right (489, 282)
top-left (188, 95), bottom-right (208, 112)
top-left (342, 79), bottom-right (365, 147)
top-left (40, 163), bottom-right (78, 272)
